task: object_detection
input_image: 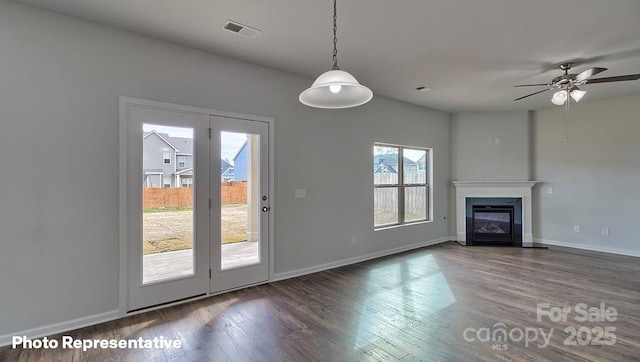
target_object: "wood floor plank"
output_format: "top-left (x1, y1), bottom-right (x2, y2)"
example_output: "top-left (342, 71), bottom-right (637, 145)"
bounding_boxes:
top-left (2, 242), bottom-right (639, 361)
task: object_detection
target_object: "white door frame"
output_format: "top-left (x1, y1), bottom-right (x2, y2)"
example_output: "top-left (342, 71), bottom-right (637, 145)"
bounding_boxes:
top-left (119, 97), bottom-right (275, 315)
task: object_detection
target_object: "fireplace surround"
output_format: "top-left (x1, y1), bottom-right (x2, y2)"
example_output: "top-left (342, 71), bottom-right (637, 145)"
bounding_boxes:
top-left (453, 181), bottom-right (537, 247)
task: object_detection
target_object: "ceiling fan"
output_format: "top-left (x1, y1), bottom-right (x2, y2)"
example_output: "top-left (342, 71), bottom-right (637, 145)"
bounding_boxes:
top-left (513, 62), bottom-right (640, 104)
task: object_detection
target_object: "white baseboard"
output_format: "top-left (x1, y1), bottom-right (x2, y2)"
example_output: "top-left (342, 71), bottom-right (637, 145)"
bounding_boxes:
top-left (0, 310), bottom-right (120, 348)
top-left (273, 236), bottom-right (451, 282)
top-left (535, 238), bottom-right (640, 258)
top-left (0, 237), bottom-right (454, 348)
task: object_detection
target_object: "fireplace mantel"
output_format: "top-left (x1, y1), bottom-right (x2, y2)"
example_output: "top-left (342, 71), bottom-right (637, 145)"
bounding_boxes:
top-left (453, 181), bottom-right (538, 247)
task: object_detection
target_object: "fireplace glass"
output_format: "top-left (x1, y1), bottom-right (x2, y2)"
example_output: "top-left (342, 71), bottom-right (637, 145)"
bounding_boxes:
top-left (466, 198), bottom-right (522, 246)
top-left (474, 210), bottom-right (511, 235)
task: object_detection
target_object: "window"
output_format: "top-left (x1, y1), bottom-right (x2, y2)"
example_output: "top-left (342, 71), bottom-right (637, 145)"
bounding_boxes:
top-left (163, 178), bottom-right (171, 188)
top-left (177, 156), bottom-right (186, 168)
top-left (163, 152), bottom-right (171, 164)
top-left (374, 144), bottom-right (429, 228)
top-left (181, 178), bottom-right (193, 187)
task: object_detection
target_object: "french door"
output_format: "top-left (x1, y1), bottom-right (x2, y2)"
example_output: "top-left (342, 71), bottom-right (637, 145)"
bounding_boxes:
top-left (122, 99), bottom-right (270, 311)
top-left (210, 116), bottom-right (269, 293)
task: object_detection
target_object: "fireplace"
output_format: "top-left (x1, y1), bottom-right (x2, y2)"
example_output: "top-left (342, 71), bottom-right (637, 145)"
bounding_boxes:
top-left (465, 198), bottom-right (522, 246)
top-left (453, 181), bottom-right (536, 247)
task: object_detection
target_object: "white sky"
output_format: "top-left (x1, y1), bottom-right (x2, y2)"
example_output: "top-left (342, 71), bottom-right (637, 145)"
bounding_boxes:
top-left (374, 145), bottom-right (426, 162)
top-left (143, 124), bottom-right (247, 161)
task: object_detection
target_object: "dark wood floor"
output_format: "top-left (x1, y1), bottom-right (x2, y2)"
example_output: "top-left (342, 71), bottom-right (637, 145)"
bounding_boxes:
top-left (2, 242), bottom-right (639, 361)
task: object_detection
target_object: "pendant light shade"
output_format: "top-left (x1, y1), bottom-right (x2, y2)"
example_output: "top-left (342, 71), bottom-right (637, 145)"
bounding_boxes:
top-left (299, 70), bottom-right (373, 109)
top-left (299, 0), bottom-right (373, 109)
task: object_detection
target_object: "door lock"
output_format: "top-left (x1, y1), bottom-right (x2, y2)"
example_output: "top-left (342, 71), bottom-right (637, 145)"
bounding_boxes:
top-left (262, 206), bottom-right (270, 212)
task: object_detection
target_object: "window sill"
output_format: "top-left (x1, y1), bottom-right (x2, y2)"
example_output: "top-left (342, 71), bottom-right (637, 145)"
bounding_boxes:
top-left (374, 219), bottom-right (432, 231)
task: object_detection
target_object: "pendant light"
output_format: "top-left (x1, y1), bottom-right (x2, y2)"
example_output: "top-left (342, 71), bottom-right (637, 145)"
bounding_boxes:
top-left (299, 0), bottom-right (373, 109)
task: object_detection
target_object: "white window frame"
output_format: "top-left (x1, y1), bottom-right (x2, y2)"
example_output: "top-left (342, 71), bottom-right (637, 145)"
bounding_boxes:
top-left (163, 177), bottom-right (171, 188)
top-left (163, 152), bottom-right (172, 164)
top-left (177, 156), bottom-right (186, 168)
top-left (374, 143), bottom-right (431, 229)
top-left (181, 178), bottom-right (193, 187)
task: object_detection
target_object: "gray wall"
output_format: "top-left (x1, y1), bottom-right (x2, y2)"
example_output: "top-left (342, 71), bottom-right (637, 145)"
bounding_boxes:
top-left (448, 111), bottom-right (530, 236)
top-left (531, 94), bottom-right (640, 255)
top-left (450, 111), bottom-right (530, 181)
top-left (0, 1), bottom-right (450, 337)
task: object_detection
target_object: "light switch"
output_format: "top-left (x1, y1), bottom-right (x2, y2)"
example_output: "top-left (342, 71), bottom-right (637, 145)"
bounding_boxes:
top-left (295, 189), bottom-right (306, 199)
top-left (495, 137), bottom-right (501, 145)
top-left (547, 187), bottom-right (553, 194)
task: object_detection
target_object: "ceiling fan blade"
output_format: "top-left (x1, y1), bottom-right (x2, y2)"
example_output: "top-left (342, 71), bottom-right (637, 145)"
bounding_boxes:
top-left (513, 88), bottom-right (551, 101)
top-left (585, 74), bottom-right (640, 84)
top-left (514, 83), bottom-right (548, 87)
top-left (575, 67), bottom-right (607, 82)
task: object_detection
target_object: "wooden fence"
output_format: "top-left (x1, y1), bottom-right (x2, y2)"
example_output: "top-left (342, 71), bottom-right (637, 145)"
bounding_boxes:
top-left (143, 181), bottom-right (247, 209)
top-left (374, 172), bottom-right (428, 217)
top-left (221, 181), bottom-right (247, 205)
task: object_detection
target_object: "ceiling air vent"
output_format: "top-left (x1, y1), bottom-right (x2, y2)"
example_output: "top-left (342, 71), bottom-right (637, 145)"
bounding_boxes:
top-left (222, 20), bottom-right (262, 39)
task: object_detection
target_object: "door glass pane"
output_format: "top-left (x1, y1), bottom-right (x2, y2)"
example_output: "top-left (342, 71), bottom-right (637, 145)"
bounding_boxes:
top-left (142, 124), bottom-right (194, 284)
top-left (221, 132), bottom-right (260, 270)
top-left (374, 187), bottom-right (399, 226)
top-left (404, 186), bottom-right (427, 222)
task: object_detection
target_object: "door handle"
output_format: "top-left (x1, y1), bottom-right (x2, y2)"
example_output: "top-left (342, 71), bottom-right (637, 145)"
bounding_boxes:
top-left (262, 206), bottom-right (270, 212)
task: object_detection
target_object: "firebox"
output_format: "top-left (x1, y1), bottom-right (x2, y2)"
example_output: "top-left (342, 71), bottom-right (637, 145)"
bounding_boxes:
top-left (465, 198), bottom-right (522, 246)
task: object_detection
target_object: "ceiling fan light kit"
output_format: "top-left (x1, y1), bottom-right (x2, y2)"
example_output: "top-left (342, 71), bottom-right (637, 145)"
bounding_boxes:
top-left (513, 62), bottom-right (640, 104)
top-left (299, 0), bottom-right (373, 109)
top-left (514, 62), bottom-right (640, 140)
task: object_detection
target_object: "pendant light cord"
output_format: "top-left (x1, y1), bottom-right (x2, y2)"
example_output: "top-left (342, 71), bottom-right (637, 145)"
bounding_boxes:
top-left (332, 0), bottom-right (339, 70)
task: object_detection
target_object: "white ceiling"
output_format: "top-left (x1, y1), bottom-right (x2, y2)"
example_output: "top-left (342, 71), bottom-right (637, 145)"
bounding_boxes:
top-left (15, 0), bottom-right (640, 112)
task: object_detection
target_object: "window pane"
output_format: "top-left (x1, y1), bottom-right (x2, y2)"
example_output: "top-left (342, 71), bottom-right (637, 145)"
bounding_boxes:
top-left (404, 148), bottom-right (426, 185)
top-left (405, 186), bottom-right (427, 222)
top-left (220, 132), bottom-right (260, 270)
top-left (374, 145), bottom-right (399, 185)
top-left (374, 187), bottom-right (399, 226)
top-left (142, 124), bottom-right (194, 284)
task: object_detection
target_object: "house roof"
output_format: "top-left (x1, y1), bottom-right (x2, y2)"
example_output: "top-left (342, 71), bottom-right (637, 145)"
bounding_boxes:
top-left (221, 159), bottom-right (233, 174)
top-left (144, 131), bottom-right (194, 155)
top-left (176, 168), bottom-right (193, 175)
top-left (373, 154), bottom-right (416, 167)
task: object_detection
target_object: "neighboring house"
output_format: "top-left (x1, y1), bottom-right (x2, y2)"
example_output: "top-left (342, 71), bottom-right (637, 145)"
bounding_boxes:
top-left (373, 154), bottom-right (417, 174)
top-left (221, 159), bottom-right (234, 182)
top-left (143, 131), bottom-right (239, 186)
top-left (415, 153), bottom-right (427, 171)
top-left (143, 131), bottom-right (193, 187)
top-left (232, 140), bottom-right (249, 181)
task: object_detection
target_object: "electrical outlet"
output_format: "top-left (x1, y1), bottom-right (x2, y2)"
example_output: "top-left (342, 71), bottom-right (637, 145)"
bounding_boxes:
top-left (547, 187), bottom-right (553, 194)
top-left (351, 235), bottom-right (357, 245)
top-left (494, 137), bottom-right (501, 145)
top-left (294, 189), bottom-right (306, 199)
top-left (573, 225), bottom-right (580, 232)
top-left (602, 227), bottom-right (609, 236)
